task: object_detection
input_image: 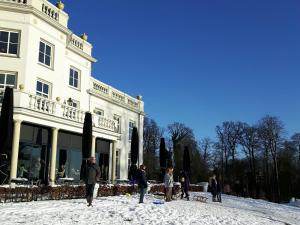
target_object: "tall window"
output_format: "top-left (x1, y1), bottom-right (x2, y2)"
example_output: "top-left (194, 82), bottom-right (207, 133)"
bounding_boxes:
top-left (38, 40), bottom-right (53, 67)
top-left (129, 121), bottom-right (136, 140)
top-left (0, 71), bottom-right (17, 103)
top-left (36, 80), bottom-right (50, 98)
top-left (69, 67), bottom-right (80, 89)
top-left (0, 30), bottom-right (20, 56)
top-left (0, 71), bottom-right (17, 89)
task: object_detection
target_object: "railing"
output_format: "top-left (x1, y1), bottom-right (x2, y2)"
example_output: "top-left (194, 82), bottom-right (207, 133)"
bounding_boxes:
top-left (112, 90), bottom-right (125, 103)
top-left (0, 0), bottom-right (27, 4)
top-left (94, 116), bottom-right (118, 132)
top-left (41, 2), bottom-right (59, 21)
top-left (29, 95), bottom-right (56, 114)
top-left (90, 78), bottom-right (141, 111)
top-left (93, 81), bottom-right (109, 96)
top-left (62, 105), bottom-right (85, 123)
top-left (7, 91), bottom-right (120, 133)
top-left (0, 0), bottom-right (69, 27)
top-left (69, 35), bottom-right (83, 50)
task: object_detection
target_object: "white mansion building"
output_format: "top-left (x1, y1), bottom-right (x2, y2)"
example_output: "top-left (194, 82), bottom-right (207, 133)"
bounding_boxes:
top-left (0, 0), bottom-right (144, 185)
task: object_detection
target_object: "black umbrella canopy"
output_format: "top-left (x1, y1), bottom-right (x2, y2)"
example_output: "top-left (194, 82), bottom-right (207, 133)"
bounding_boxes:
top-left (80, 112), bottom-right (93, 180)
top-left (129, 127), bottom-right (139, 181)
top-left (130, 127), bottom-right (139, 164)
top-left (183, 146), bottom-right (190, 173)
top-left (159, 138), bottom-right (167, 169)
top-left (0, 87), bottom-right (14, 184)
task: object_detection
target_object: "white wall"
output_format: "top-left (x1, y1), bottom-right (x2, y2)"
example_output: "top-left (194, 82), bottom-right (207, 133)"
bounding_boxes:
top-left (0, 4), bottom-right (144, 181)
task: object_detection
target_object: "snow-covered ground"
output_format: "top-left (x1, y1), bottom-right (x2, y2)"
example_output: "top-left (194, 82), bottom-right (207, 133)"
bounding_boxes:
top-left (1, 192), bottom-right (300, 225)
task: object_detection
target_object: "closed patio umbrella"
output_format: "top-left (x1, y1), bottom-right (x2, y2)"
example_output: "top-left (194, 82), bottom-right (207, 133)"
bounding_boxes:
top-left (0, 87), bottom-right (14, 184)
top-left (80, 112), bottom-right (93, 180)
top-left (159, 138), bottom-right (167, 182)
top-left (183, 146), bottom-right (190, 174)
top-left (129, 127), bottom-right (139, 181)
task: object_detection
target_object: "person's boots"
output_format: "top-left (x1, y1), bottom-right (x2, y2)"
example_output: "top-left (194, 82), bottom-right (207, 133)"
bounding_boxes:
top-left (87, 196), bottom-right (92, 207)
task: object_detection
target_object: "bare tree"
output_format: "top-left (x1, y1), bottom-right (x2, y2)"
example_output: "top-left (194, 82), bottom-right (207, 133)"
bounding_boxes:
top-left (143, 117), bottom-right (164, 180)
top-left (291, 133), bottom-right (300, 164)
top-left (216, 121), bottom-right (243, 176)
top-left (216, 125), bottom-right (229, 177)
top-left (199, 137), bottom-right (214, 168)
top-left (168, 122), bottom-right (193, 150)
top-left (239, 124), bottom-right (260, 198)
top-left (258, 115), bottom-right (284, 202)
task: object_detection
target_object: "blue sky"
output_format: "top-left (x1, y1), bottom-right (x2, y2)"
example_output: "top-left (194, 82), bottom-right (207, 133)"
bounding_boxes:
top-left (51, 0), bottom-right (300, 140)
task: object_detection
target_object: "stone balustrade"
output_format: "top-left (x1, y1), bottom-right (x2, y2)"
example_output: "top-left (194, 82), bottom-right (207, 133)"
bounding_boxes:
top-left (0, 0), bottom-right (68, 27)
top-left (29, 94), bottom-right (56, 114)
top-left (69, 35), bottom-right (83, 50)
top-left (90, 78), bottom-right (142, 112)
top-left (0, 0), bottom-right (27, 4)
top-left (0, 90), bottom-right (120, 133)
top-left (41, 2), bottom-right (59, 21)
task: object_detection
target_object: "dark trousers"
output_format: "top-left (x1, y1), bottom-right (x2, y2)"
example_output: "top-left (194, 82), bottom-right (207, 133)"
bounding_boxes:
top-left (86, 184), bottom-right (95, 199)
top-left (217, 192), bottom-right (222, 202)
top-left (139, 187), bottom-right (147, 203)
top-left (181, 187), bottom-right (189, 199)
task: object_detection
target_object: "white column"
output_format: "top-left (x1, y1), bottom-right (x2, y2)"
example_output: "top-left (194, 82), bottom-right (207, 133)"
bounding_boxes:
top-left (49, 128), bottom-right (59, 186)
top-left (108, 142), bottom-right (112, 182)
top-left (10, 120), bottom-right (22, 181)
top-left (138, 114), bottom-right (144, 166)
top-left (111, 141), bottom-right (117, 183)
top-left (91, 136), bottom-right (96, 157)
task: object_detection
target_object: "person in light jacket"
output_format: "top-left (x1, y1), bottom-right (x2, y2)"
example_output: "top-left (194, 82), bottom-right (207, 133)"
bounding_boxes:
top-left (164, 167), bottom-right (174, 202)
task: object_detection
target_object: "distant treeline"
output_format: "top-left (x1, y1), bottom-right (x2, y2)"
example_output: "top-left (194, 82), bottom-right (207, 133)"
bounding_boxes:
top-left (143, 115), bottom-right (300, 203)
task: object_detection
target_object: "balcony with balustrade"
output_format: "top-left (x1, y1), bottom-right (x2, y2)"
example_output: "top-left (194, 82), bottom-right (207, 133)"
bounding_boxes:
top-left (89, 77), bottom-right (144, 113)
top-left (0, 89), bottom-right (120, 134)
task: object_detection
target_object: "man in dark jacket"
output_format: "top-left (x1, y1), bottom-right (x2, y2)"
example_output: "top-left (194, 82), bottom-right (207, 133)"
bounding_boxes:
top-left (211, 174), bottom-right (222, 202)
top-left (180, 171), bottom-right (190, 200)
top-left (84, 157), bottom-right (100, 207)
top-left (211, 174), bottom-right (217, 202)
top-left (136, 164), bottom-right (148, 203)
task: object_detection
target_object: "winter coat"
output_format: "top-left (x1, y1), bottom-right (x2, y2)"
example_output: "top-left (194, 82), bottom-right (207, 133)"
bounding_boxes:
top-left (85, 163), bottom-right (100, 184)
top-left (211, 178), bottom-right (218, 195)
top-left (180, 173), bottom-right (190, 191)
top-left (164, 173), bottom-right (174, 188)
top-left (136, 169), bottom-right (148, 188)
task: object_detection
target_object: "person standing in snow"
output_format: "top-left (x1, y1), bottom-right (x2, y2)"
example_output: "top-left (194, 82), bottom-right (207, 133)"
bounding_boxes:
top-left (211, 174), bottom-right (222, 202)
top-left (84, 157), bottom-right (100, 207)
top-left (211, 174), bottom-right (218, 202)
top-left (164, 167), bottom-right (174, 202)
top-left (136, 164), bottom-right (148, 203)
top-left (179, 170), bottom-right (190, 200)
top-left (216, 175), bottom-right (222, 202)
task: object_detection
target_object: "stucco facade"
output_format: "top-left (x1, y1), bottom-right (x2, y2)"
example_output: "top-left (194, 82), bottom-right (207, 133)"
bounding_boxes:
top-left (0, 0), bottom-right (144, 185)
